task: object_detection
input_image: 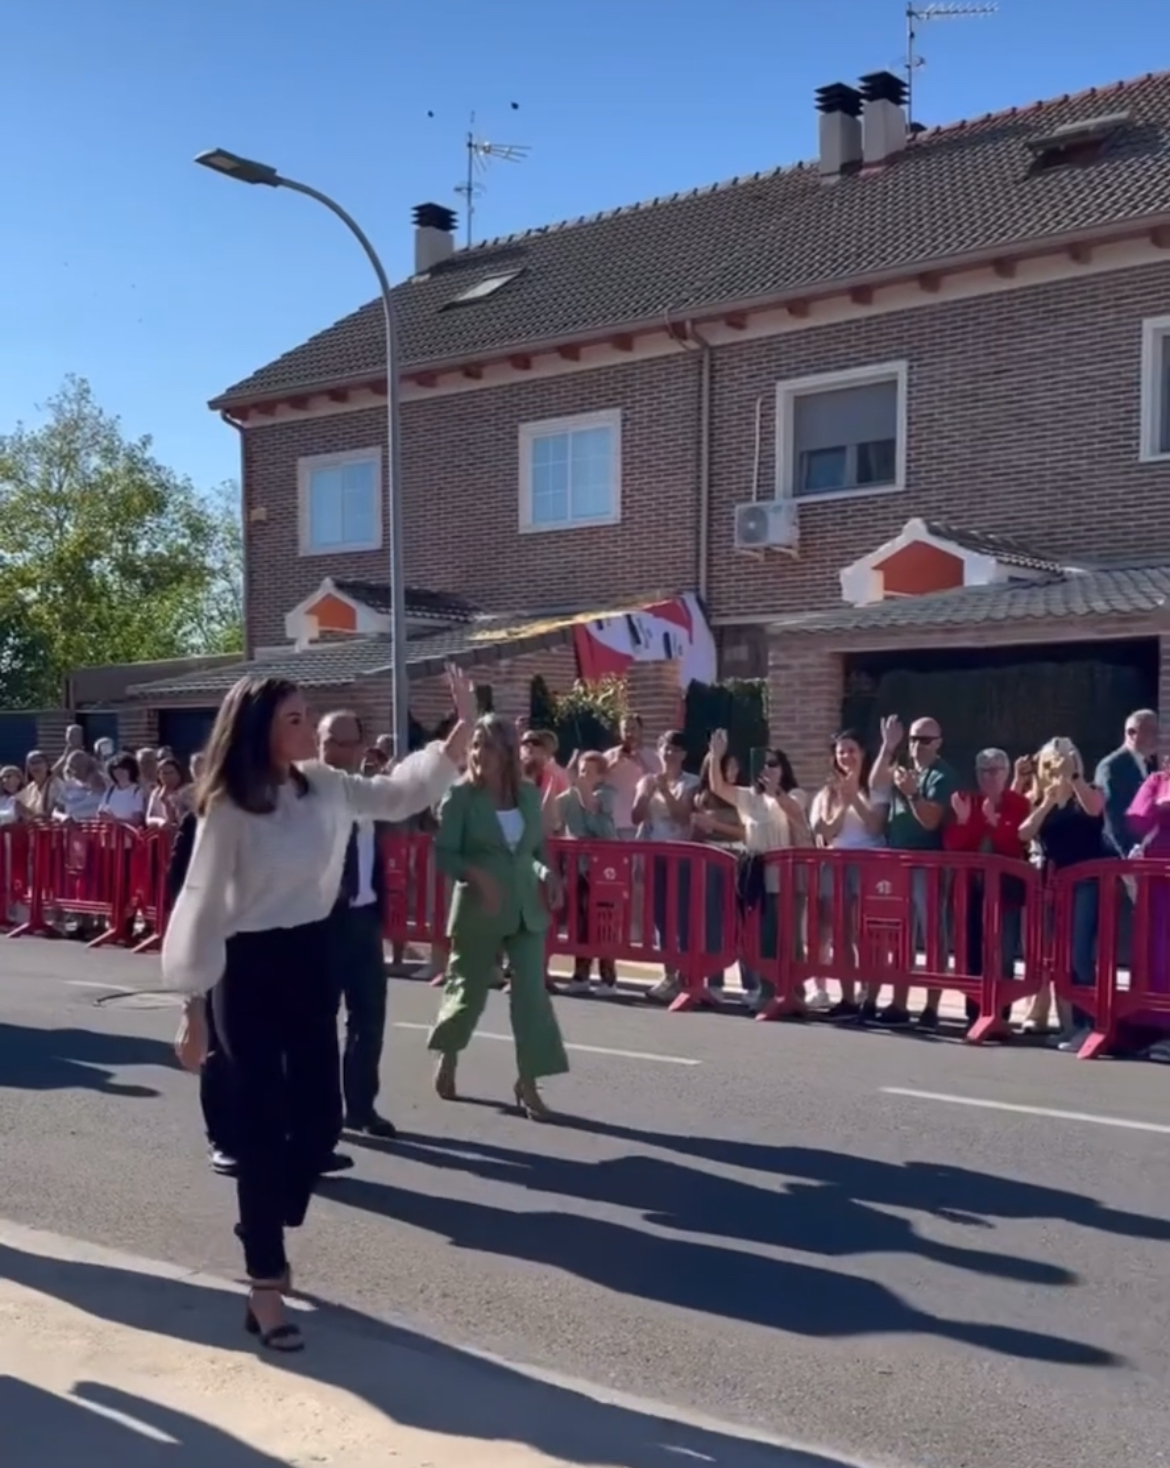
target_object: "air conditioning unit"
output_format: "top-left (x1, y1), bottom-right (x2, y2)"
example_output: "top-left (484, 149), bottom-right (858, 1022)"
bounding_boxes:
top-left (734, 499), bottom-right (800, 553)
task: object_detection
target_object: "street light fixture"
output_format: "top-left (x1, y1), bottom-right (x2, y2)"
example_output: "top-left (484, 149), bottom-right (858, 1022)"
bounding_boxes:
top-left (195, 147), bottom-right (411, 759)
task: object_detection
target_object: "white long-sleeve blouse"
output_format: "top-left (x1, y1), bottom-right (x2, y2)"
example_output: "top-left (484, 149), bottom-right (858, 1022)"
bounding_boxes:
top-left (160, 744), bottom-right (457, 995)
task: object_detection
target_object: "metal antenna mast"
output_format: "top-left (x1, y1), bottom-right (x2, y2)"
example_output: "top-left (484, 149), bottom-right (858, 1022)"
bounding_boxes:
top-left (454, 105), bottom-right (530, 248)
top-left (905, 2), bottom-right (997, 128)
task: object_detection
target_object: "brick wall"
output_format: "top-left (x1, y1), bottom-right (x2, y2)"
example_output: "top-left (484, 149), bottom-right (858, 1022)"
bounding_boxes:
top-left (707, 260), bottom-right (1170, 622)
top-left (239, 260), bottom-right (1170, 659)
top-left (242, 353), bottom-right (701, 651)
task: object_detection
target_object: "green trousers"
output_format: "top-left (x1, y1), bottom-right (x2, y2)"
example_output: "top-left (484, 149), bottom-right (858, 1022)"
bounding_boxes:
top-left (428, 926), bottom-right (569, 1082)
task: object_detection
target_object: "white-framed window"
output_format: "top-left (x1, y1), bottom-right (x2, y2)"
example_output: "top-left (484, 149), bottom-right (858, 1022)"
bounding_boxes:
top-left (297, 448), bottom-right (382, 555)
top-left (519, 409), bottom-right (622, 532)
top-left (776, 362), bottom-right (908, 501)
top-left (1140, 316), bottom-right (1170, 462)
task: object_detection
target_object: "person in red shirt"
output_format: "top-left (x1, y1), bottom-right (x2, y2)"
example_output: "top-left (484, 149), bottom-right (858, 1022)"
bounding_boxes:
top-left (944, 746), bottom-right (1032, 1027)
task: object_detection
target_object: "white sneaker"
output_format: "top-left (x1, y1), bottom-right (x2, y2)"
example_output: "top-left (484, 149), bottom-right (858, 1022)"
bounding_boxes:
top-left (649, 974), bottom-right (681, 1003)
top-left (806, 987), bottom-right (833, 1011)
top-left (562, 979), bottom-right (591, 996)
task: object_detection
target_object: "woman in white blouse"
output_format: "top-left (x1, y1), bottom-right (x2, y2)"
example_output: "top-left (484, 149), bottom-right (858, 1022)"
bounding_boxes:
top-left (98, 753), bottom-right (148, 826)
top-left (17, 750), bottom-right (62, 821)
top-left (165, 667), bottom-right (473, 1353)
top-left (809, 729), bottom-right (890, 1018)
top-left (706, 731), bottom-right (812, 1011)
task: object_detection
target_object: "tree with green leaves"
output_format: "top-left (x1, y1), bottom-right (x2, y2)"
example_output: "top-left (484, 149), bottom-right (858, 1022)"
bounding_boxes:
top-left (0, 376), bottom-right (243, 706)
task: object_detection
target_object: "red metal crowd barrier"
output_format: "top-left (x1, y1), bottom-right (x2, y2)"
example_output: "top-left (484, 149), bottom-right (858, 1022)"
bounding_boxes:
top-left (4, 819), bottom-right (1168, 1058)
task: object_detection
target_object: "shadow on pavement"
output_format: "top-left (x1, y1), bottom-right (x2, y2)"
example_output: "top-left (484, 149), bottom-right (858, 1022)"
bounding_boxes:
top-left (381, 1133), bottom-right (1076, 1287)
top-left (322, 1174), bottom-right (1116, 1367)
top-left (0, 1377), bottom-right (286, 1467)
top-left (0, 1022), bottom-right (170, 1098)
top-left (549, 1120), bottom-right (1170, 1243)
top-left (0, 1240), bottom-right (865, 1468)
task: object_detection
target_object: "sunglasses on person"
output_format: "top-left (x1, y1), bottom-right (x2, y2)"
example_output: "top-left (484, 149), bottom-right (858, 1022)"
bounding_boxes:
top-left (908, 734), bottom-right (938, 745)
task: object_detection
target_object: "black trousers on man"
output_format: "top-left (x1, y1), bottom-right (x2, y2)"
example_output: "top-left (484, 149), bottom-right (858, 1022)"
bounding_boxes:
top-left (331, 902), bottom-right (389, 1127)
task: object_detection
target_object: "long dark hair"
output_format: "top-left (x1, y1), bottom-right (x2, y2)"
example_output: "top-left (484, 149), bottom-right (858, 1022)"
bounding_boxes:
top-left (830, 727), bottom-right (873, 788)
top-left (758, 747), bottom-right (798, 794)
top-left (196, 676), bottom-right (307, 817)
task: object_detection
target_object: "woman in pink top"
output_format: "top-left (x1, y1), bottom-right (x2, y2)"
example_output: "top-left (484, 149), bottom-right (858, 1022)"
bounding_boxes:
top-left (1126, 769), bottom-right (1170, 1035)
top-left (605, 714), bottom-right (662, 839)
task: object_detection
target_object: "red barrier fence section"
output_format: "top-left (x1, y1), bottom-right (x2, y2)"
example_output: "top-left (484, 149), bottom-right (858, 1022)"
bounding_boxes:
top-left (547, 839), bottom-right (740, 1011)
top-left (1047, 859), bottom-right (1170, 1060)
top-left (4, 819), bottom-right (1170, 1058)
top-left (1, 824), bottom-right (37, 934)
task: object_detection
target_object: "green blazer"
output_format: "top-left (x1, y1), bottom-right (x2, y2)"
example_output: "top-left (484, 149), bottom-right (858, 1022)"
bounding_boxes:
top-left (434, 778), bottom-right (553, 941)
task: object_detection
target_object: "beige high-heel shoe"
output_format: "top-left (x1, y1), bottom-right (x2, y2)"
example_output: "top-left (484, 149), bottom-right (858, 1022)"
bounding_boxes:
top-left (434, 1053), bottom-right (457, 1100)
top-left (514, 1078), bottom-right (552, 1122)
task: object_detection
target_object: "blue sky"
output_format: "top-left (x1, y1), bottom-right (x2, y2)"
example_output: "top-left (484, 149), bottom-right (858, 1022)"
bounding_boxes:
top-left (1, 0), bottom-right (1161, 492)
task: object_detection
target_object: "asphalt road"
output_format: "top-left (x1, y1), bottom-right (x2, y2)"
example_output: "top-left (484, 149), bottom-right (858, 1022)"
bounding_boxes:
top-left (1, 938), bottom-right (1168, 1468)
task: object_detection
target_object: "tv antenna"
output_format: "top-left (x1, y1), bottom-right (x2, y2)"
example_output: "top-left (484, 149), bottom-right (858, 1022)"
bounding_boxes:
top-left (455, 105), bottom-right (530, 248)
top-left (904, 2), bottom-right (997, 128)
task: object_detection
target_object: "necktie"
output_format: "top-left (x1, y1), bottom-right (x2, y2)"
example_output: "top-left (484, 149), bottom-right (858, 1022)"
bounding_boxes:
top-left (339, 825), bottom-right (359, 907)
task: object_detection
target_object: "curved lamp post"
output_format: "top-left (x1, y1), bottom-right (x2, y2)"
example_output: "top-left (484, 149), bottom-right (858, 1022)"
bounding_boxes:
top-left (195, 148), bottom-right (410, 759)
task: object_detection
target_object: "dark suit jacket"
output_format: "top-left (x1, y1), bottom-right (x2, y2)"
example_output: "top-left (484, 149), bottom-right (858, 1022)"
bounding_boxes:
top-left (166, 812), bottom-right (198, 909)
top-left (1095, 745), bottom-right (1155, 858)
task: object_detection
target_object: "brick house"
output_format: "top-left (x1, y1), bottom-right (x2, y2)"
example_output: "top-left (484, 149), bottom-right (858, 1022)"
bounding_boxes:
top-left (120, 67), bottom-right (1170, 780)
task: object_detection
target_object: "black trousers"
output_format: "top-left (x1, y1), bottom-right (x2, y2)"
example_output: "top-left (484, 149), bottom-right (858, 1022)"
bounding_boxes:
top-left (199, 982), bottom-right (236, 1156)
top-left (334, 903), bottom-right (389, 1125)
top-left (213, 917), bottom-right (341, 1281)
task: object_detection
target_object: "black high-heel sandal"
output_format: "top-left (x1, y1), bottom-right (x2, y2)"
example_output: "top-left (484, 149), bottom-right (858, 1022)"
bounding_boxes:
top-left (244, 1283), bottom-right (304, 1352)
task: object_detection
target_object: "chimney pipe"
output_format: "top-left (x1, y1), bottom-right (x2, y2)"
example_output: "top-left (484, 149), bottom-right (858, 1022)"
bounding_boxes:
top-left (859, 70), bottom-right (908, 165)
top-left (814, 83), bottom-right (863, 178)
top-left (412, 202), bottom-right (456, 273)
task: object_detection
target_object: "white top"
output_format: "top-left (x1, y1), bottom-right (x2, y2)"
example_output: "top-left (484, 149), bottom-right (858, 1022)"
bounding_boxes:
top-left (728, 787), bottom-right (808, 891)
top-left (0, 794), bottom-right (19, 825)
top-left (59, 781), bottom-right (104, 821)
top-left (810, 786), bottom-right (889, 850)
top-left (161, 744), bottom-right (456, 995)
top-left (640, 773), bottom-right (699, 841)
top-left (496, 807), bottom-right (524, 850)
top-left (101, 784), bottom-right (146, 822)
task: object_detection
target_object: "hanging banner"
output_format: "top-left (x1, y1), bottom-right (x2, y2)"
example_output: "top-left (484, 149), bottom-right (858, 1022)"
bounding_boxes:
top-left (572, 593), bottom-right (716, 692)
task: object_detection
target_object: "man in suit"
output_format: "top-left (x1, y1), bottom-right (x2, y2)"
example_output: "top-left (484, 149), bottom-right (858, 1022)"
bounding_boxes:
top-left (1096, 709), bottom-right (1159, 858)
top-left (319, 710), bottom-right (397, 1140)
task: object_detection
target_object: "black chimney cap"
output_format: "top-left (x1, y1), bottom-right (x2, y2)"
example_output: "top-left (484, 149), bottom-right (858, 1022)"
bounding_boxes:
top-left (815, 82), bottom-right (864, 118)
top-left (413, 202), bottom-right (457, 234)
top-left (859, 70), bottom-right (908, 106)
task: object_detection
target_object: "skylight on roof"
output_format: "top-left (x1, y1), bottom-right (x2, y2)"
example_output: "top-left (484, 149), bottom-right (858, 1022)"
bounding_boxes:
top-left (446, 270), bottom-right (523, 306)
top-left (1026, 110), bottom-right (1130, 169)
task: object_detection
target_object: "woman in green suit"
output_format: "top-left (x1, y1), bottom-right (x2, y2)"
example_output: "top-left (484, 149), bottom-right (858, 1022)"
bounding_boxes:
top-left (428, 714), bottom-right (568, 1119)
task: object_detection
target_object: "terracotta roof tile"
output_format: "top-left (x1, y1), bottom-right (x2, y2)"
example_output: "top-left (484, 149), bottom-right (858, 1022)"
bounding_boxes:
top-left (214, 72), bottom-right (1170, 405)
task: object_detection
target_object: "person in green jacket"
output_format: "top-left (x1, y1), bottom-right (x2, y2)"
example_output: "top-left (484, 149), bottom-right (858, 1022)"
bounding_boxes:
top-left (428, 714), bottom-right (568, 1119)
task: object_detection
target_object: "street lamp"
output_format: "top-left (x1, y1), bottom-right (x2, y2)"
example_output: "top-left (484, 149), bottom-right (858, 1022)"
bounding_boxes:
top-left (196, 148), bottom-right (411, 759)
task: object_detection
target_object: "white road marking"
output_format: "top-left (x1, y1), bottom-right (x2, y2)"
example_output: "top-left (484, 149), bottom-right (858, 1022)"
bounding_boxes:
top-left (64, 1394), bottom-right (177, 1443)
top-left (64, 979), bottom-right (126, 992)
top-left (393, 1021), bottom-right (699, 1066)
top-left (883, 1086), bottom-right (1170, 1135)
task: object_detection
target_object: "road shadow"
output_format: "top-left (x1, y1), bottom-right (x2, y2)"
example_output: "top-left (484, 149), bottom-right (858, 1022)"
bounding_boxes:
top-left (0, 1377), bottom-right (286, 1467)
top-left (549, 1119), bottom-right (1170, 1243)
top-left (321, 1174), bottom-right (1114, 1367)
top-left (379, 1132), bottom-right (1074, 1287)
top-left (0, 1022), bottom-right (169, 1098)
top-left (0, 1241), bottom-right (869, 1468)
